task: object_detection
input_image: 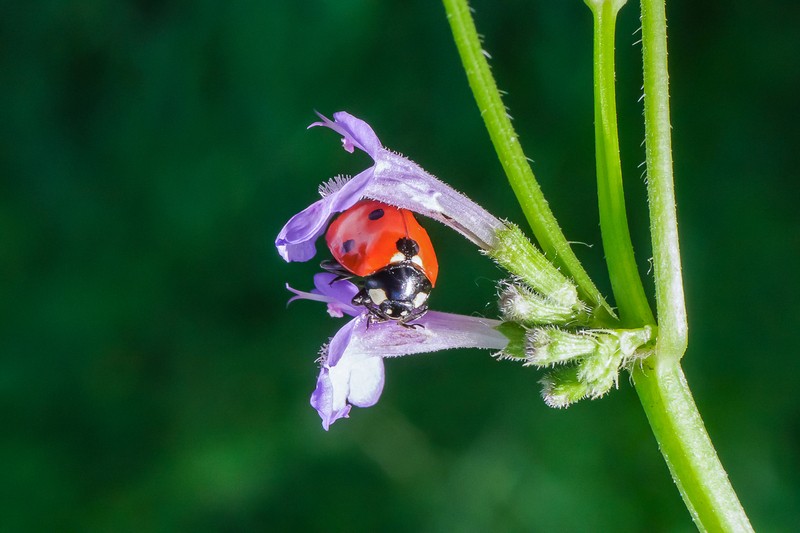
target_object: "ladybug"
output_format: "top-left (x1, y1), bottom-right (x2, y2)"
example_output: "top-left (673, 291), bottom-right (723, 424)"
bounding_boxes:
top-left (323, 199), bottom-right (438, 325)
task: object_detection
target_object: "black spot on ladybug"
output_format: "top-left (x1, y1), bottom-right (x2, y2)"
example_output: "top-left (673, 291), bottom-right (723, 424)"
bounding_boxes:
top-left (342, 239), bottom-right (355, 253)
top-left (368, 208), bottom-right (385, 220)
top-left (396, 237), bottom-right (420, 258)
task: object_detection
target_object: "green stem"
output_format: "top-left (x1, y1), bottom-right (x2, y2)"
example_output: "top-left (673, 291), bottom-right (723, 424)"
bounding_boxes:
top-left (635, 0), bottom-right (752, 529)
top-left (443, 0), bottom-right (752, 528)
top-left (442, 0), bottom-right (615, 323)
top-left (587, 0), bottom-right (655, 327)
top-left (640, 0), bottom-right (687, 362)
top-left (634, 364), bottom-right (753, 531)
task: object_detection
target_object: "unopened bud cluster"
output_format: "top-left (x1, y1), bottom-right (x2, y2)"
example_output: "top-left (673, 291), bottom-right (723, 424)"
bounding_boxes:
top-left (495, 320), bottom-right (654, 408)
top-left (482, 207), bottom-right (654, 408)
top-left (534, 326), bottom-right (654, 407)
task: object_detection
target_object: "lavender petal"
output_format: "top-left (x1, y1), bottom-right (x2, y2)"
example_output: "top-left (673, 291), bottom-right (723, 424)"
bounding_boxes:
top-left (275, 167), bottom-right (374, 263)
top-left (310, 111), bottom-right (382, 159)
top-left (310, 367), bottom-right (351, 431)
top-left (343, 311), bottom-right (508, 358)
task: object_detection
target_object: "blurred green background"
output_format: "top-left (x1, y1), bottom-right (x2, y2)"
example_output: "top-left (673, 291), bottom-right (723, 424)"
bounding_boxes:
top-left (3, 0), bottom-right (799, 531)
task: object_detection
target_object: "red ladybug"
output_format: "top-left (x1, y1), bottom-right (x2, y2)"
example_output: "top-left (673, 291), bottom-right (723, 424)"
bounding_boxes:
top-left (324, 199), bottom-right (438, 324)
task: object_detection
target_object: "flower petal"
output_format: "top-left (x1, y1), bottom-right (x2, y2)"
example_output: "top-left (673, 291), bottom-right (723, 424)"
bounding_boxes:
top-left (275, 167), bottom-right (374, 262)
top-left (310, 317), bottom-right (361, 430)
top-left (326, 314), bottom-right (362, 367)
top-left (277, 111), bottom-right (506, 264)
top-left (310, 111), bottom-right (382, 159)
top-left (310, 367), bottom-right (351, 431)
top-left (312, 112), bottom-right (503, 250)
top-left (363, 152), bottom-right (503, 250)
top-left (309, 310), bottom-right (510, 429)
top-left (286, 273), bottom-right (361, 318)
top-left (275, 200), bottom-right (327, 262)
top-left (346, 356), bottom-right (385, 408)
top-left (345, 311), bottom-right (508, 358)
top-left (313, 273), bottom-right (359, 312)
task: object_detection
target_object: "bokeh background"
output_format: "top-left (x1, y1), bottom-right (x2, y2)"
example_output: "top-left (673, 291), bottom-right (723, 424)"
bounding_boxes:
top-left (3, 0), bottom-right (799, 531)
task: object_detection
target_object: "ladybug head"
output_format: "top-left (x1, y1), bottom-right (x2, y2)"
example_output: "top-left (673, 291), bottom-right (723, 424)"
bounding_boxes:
top-left (353, 263), bottom-right (432, 322)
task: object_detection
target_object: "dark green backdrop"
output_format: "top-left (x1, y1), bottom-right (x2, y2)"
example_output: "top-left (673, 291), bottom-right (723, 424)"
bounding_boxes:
top-left (3, 1), bottom-right (798, 531)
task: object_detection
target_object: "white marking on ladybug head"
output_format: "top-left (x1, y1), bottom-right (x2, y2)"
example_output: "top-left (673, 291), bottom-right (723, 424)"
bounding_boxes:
top-left (368, 288), bottom-right (388, 305)
top-left (389, 252), bottom-right (405, 264)
top-left (400, 310), bottom-right (408, 316)
top-left (412, 291), bottom-right (429, 309)
top-left (411, 255), bottom-right (423, 267)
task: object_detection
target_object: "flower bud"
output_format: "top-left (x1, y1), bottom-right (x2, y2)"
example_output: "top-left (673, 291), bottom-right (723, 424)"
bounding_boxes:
top-left (525, 327), bottom-right (598, 366)
top-left (576, 335), bottom-right (622, 398)
top-left (499, 280), bottom-right (588, 326)
top-left (488, 224), bottom-right (579, 310)
top-left (540, 366), bottom-right (590, 408)
top-left (518, 325), bottom-right (655, 407)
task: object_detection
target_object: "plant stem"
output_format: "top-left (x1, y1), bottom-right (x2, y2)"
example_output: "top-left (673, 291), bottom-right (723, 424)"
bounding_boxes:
top-left (636, 0), bottom-right (753, 529)
top-left (634, 363), bottom-right (753, 531)
top-left (639, 0), bottom-right (686, 363)
top-left (586, 0), bottom-right (655, 327)
top-left (443, 0), bottom-right (753, 528)
top-left (442, 0), bottom-right (615, 323)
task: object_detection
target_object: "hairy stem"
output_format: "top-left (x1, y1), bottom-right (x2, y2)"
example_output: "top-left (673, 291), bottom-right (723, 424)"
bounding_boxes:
top-left (442, 0), bottom-right (752, 528)
top-left (587, 0), bottom-right (655, 327)
top-left (442, 0), bottom-right (615, 323)
top-left (635, 0), bottom-right (752, 529)
top-left (639, 0), bottom-right (686, 360)
top-left (634, 364), bottom-right (753, 531)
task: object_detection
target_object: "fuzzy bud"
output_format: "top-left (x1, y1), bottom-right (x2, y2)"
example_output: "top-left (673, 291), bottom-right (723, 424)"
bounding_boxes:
top-left (525, 328), bottom-right (598, 366)
top-left (540, 366), bottom-right (590, 408)
top-left (488, 224), bottom-right (579, 310)
top-left (499, 281), bottom-right (588, 326)
top-left (576, 335), bottom-right (622, 398)
top-left (516, 325), bottom-right (655, 407)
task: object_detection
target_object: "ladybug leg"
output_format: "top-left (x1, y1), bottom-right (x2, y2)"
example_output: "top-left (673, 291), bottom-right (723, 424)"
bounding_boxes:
top-left (366, 313), bottom-right (386, 329)
top-left (398, 305), bottom-right (428, 329)
top-left (352, 289), bottom-right (392, 325)
top-left (320, 259), bottom-right (354, 283)
top-left (366, 306), bottom-right (393, 324)
top-left (351, 288), bottom-right (368, 308)
top-left (364, 308), bottom-right (394, 328)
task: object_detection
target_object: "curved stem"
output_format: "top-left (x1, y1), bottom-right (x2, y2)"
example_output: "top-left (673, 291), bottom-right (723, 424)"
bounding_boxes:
top-left (640, 0), bottom-right (686, 361)
top-left (587, 0), bottom-right (655, 327)
top-left (633, 364), bottom-right (753, 531)
top-left (442, 0), bottom-right (752, 529)
top-left (442, 0), bottom-right (615, 323)
top-left (637, 0), bottom-right (752, 529)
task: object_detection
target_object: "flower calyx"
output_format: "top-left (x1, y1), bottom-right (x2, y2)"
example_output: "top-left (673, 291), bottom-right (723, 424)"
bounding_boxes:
top-left (497, 324), bottom-right (655, 408)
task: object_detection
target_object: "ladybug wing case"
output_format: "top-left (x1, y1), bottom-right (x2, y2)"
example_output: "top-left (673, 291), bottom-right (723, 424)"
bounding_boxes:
top-left (326, 200), bottom-right (438, 285)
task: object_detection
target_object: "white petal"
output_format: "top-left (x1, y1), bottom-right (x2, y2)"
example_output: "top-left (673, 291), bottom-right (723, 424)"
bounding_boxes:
top-left (347, 357), bottom-right (385, 408)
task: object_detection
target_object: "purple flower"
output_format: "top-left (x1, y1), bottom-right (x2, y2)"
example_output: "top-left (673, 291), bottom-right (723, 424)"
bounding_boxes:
top-left (286, 272), bottom-right (360, 318)
top-left (288, 273), bottom-right (509, 430)
top-left (275, 112), bottom-right (504, 264)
